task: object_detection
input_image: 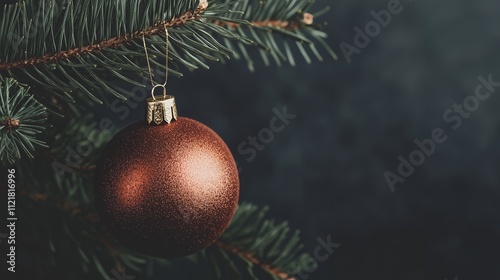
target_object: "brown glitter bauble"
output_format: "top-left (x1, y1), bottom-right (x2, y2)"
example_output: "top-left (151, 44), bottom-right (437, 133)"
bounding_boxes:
top-left (94, 117), bottom-right (239, 258)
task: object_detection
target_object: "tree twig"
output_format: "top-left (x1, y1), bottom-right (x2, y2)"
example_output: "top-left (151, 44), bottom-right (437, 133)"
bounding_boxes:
top-left (215, 240), bottom-right (296, 280)
top-left (215, 12), bottom-right (314, 30)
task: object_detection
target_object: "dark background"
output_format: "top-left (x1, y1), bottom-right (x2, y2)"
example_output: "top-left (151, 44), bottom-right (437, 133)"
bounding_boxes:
top-left (4, 0), bottom-right (500, 279)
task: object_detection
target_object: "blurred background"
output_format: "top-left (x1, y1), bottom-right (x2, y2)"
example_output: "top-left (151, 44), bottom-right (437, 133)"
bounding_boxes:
top-left (5, 0), bottom-right (500, 279)
top-left (161, 0), bottom-right (500, 279)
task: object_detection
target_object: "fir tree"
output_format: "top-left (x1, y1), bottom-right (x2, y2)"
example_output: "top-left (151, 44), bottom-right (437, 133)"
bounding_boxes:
top-left (0, 0), bottom-right (335, 279)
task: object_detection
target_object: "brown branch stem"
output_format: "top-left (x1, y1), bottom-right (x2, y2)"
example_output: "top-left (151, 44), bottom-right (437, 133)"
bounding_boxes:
top-left (215, 240), bottom-right (295, 280)
top-left (0, 4), bottom-right (207, 71)
top-left (218, 20), bottom-right (295, 29)
top-left (1, 117), bottom-right (21, 132)
top-left (215, 12), bottom-right (313, 30)
top-left (0, 7), bottom-right (313, 72)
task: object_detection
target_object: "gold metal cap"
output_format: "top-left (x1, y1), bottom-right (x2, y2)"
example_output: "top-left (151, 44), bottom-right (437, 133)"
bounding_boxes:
top-left (146, 95), bottom-right (178, 125)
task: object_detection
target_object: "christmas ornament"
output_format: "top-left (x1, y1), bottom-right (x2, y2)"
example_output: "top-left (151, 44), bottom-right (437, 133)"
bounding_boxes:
top-left (94, 23), bottom-right (239, 258)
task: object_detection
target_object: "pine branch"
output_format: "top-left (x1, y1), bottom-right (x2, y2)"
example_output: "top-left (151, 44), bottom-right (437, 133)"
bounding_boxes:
top-left (1, 1), bottom-right (330, 277)
top-left (0, 0), bottom-right (221, 106)
top-left (207, 203), bottom-right (310, 280)
top-left (216, 14), bottom-right (313, 30)
top-left (215, 240), bottom-right (295, 280)
top-left (0, 76), bottom-right (46, 165)
top-left (0, 0), bottom-right (335, 107)
top-left (0, 1), bottom-right (209, 71)
top-left (211, 0), bottom-right (337, 70)
top-left (0, 0), bottom-right (336, 164)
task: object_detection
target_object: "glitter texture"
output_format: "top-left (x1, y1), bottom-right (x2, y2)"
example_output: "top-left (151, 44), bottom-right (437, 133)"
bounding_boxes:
top-left (94, 117), bottom-right (239, 258)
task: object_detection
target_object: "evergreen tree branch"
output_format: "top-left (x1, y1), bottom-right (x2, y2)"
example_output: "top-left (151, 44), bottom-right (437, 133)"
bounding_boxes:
top-left (0, 0), bottom-right (336, 164)
top-left (212, 0), bottom-right (337, 70)
top-left (208, 203), bottom-right (310, 280)
top-left (216, 12), bottom-right (314, 30)
top-left (1, 0), bottom-right (331, 277)
top-left (0, 76), bottom-right (46, 165)
top-left (0, 0), bottom-right (335, 108)
top-left (0, 0), bottom-right (234, 107)
top-left (215, 240), bottom-right (295, 280)
top-left (0, 1), bottom-right (209, 71)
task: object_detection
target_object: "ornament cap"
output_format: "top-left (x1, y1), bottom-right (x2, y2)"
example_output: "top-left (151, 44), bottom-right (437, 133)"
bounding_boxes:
top-left (146, 95), bottom-right (178, 125)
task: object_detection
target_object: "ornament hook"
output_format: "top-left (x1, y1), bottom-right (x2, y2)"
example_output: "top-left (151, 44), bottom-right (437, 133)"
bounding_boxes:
top-left (151, 84), bottom-right (167, 99)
